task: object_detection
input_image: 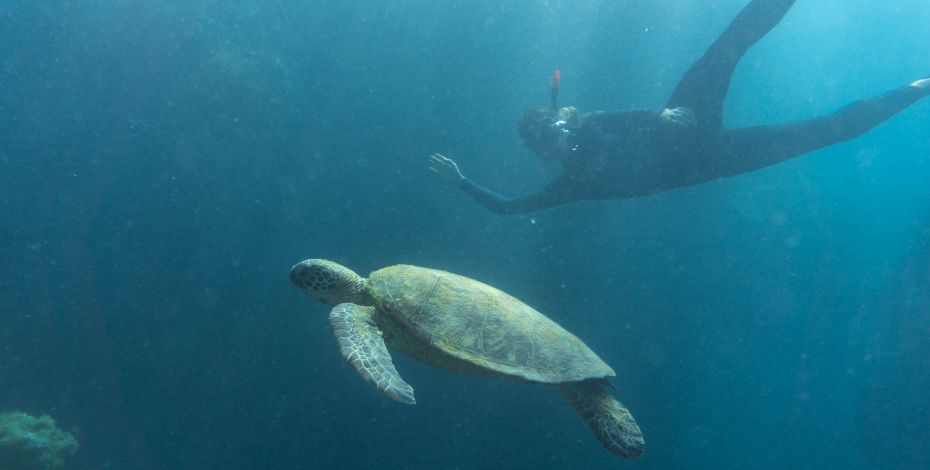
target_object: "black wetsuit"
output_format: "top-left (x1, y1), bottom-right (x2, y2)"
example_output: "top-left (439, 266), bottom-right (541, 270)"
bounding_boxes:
top-left (460, 0), bottom-right (929, 215)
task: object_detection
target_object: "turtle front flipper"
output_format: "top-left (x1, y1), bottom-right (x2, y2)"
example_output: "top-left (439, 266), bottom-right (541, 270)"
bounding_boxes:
top-left (329, 303), bottom-right (416, 405)
top-left (559, 380), bottom-right (644, 459)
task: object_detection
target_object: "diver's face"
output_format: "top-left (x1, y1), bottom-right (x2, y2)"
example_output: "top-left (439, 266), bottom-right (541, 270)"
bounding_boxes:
top-left (523, 119), bottom-right (565, 161)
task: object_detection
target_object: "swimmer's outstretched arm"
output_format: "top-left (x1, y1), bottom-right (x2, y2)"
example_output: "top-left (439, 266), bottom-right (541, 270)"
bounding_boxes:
top-left (429, 153), bottom-right (570, 215)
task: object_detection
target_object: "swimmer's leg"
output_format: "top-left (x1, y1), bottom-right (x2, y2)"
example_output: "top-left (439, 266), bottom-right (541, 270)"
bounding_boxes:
top-left (716, 84), bottom-right (929, 176)
top-left (666, 0), bottom-right (796, 130)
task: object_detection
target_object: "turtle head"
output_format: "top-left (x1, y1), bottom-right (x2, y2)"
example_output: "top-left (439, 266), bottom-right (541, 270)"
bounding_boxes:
top-left (289, 259), bottom-right (372, 307)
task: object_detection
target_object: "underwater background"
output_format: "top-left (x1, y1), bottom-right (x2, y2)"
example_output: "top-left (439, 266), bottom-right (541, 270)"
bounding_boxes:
top-left (2, 0), bottom-right (929, 468)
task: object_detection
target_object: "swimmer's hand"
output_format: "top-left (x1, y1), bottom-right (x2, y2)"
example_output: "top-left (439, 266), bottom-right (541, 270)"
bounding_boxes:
top-left (660, 107), bottom-right (697, 129)
top-left (429, 153), bottom-right (465, 184)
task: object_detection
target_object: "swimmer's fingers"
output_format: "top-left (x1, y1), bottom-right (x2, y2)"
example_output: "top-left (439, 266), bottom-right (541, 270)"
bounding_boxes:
top-left (429, 153), bottom-right (453, 168)
top-left (430, 153), bottom-right (455, 168)
top-left (428, 153), bottom-right (464, 181)
top-left (428, 153), bottom-right (445, 171)
top-left (664, 107), bottom-right (697, 128)
top-left (677, 107), bottom-right (697, 127)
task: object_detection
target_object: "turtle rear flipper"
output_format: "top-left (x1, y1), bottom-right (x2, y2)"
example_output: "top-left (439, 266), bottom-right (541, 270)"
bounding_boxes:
top-left (330, 303), bottom-right (416, 405)
top-left (560, 380), bottom-right (644, 458)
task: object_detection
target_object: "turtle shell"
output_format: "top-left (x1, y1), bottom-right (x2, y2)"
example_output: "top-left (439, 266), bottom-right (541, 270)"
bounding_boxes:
top-left (367, 265), bottom-right (614, 383)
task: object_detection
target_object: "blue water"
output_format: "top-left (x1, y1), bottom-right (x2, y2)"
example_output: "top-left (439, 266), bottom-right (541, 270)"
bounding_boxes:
top-left (2, 1), bottom-right (929, 468)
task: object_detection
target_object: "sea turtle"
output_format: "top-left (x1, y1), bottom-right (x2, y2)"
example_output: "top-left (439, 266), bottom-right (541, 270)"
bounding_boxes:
top-left (289, 259), bottom-right (644, 458)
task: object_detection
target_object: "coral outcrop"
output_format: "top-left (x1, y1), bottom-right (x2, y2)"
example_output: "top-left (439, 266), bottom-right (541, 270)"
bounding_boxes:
top-left (0, 411), bottom-right (78, 470)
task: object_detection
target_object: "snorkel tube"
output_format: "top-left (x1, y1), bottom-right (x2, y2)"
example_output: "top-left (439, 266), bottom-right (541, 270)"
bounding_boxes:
top-left (550, 70), bottom-right (560, 112)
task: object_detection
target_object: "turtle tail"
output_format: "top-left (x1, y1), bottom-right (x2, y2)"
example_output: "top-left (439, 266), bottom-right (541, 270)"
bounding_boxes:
top-left (559, 379), bottom-right (644, 459)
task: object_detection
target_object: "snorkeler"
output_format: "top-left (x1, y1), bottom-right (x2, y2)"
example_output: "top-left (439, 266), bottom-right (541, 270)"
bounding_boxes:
top-left (429, 0), bottom-right (930, 215)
